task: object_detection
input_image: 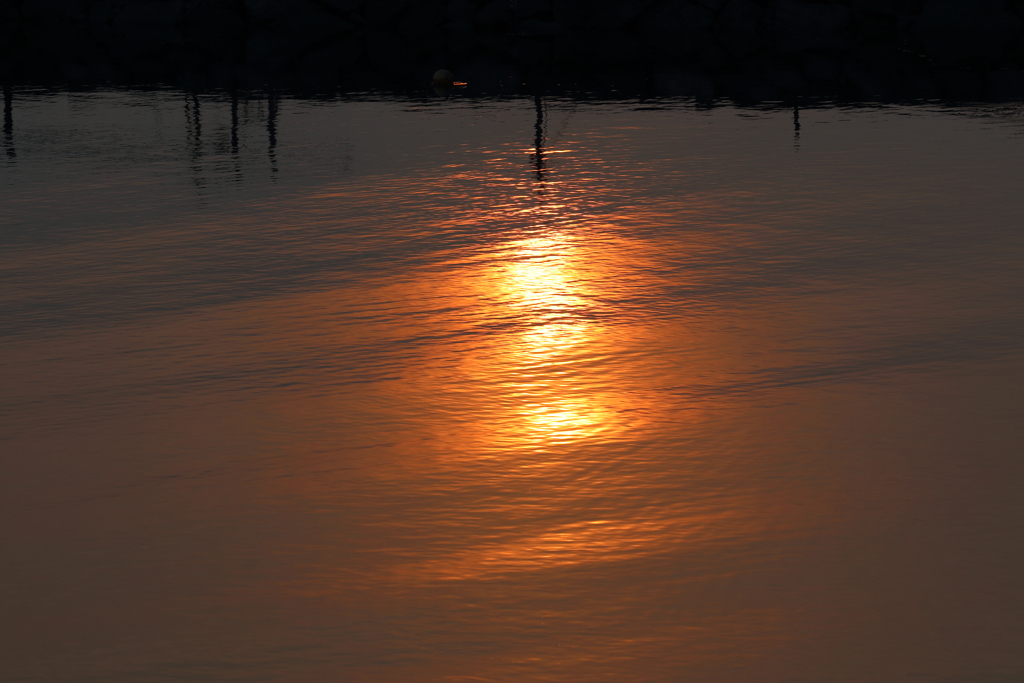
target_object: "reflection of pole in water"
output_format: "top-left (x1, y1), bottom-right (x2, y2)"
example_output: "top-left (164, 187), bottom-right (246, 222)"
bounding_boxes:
top-left (531, 94), bottom-right (546, 183)
top-left (267, 89), bottom-right (279, 179)
top-left (185, 92), bottom-right (205, 189)
top-left (3, 83), bottom-right (14, 160)
top-left (230, 91), bottom-right (241, 181)
top-left (230, 92), bottom-right (239, 154)
top-left (793, 104), bottom-right (801, 151)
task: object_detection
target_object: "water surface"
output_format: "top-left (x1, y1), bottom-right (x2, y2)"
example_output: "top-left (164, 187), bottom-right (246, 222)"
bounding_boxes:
top-left (2, 89), bottom-right (1024, 683)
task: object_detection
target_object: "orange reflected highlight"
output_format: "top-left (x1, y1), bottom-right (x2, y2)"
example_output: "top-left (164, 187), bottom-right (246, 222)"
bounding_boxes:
top-left (262, 121), bottom-right (830, 601)
top-left (391, 512), bottom-right (741, 582)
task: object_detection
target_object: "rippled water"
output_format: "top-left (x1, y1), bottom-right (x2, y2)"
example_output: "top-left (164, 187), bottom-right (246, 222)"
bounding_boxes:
top-left (2, 89), bottom-right (1024, 683)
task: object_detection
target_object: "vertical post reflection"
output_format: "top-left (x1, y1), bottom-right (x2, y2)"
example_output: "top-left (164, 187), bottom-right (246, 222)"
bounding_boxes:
top-left (793, 104), bottom-right (801, 152)
top-left (267, 89), bottom-right (279, 180)
top-left (3, 83), bottom-right (14, 160)
top-left (185, 92), bottom-right (204, 189)
top-left (230, 91), bottom-right (241, 181)
top-left (531, 94), bottom-right (546, 185)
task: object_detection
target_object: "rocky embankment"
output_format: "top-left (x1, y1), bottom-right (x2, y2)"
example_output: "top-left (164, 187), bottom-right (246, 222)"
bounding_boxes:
top-left (4, 0), bottom-right (1024, 98)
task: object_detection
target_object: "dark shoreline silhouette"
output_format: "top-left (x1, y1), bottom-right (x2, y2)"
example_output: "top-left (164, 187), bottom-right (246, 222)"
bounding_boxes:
top-left (5, 0), bottom-right (1024, 101)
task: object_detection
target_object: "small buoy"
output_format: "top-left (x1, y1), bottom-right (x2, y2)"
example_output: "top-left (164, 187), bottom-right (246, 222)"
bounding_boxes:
top-left (432, 69), bottom-right (455, 86)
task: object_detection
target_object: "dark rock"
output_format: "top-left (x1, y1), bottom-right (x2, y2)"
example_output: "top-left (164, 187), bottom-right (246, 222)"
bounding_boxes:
top-left (722, 61), bottom-right (780, 102)
top-left (715, 0), bottom-right (766, 59)
top-left (475, 0), bottom-right (511, 27)
top-left (801, 53), bottom-right (839, 82)
top-left (652, 69), bottom-right (715, 98)
top-left (550, 0), bottom-right (582, 24)
top-left (1, 0), bottom-right (18, 22)
top-left (854, 11), bottom-right (898, 43)
top-left (841, 45), bottom-right (915, 98)
top-left (935, 66), bottom-right (984, 100)
top-left (365, 0), bottom-right (412, 24)
top-left (444, 23), bottom-right (476, 54)
top-left (508, 35), bottom-right (551, 64)
top-left (12, 0), bottom-right (1024, 97)
top-left (107, 22), bottom-right (182, 55)
top-left (21, 0), bottom-right (93, 23)
top-left (515, 18), bottom-right (562, 36)
top-left (842, 62), bottom-right (885, 96)
top-left (89, 0), bottom-right (113, 28)
top-left (471, 29), bottom-right (511, 54)
top-left (442, 18), bottom-right (473, 33)
top-left (698, 42), bottom-right (732, 67)
top-left (104, 1), bottom-right (185, 50)
top-left (846, 0), bottom-right (923, 17)
top-left (987, 67), bottom-right (1024, 98)
top-left (589, 30), bottom-right (646, 61)
top-left (61, 58), bottom-right (117, 81)
top-left (364, 29), bottom-right (417, 74)
top-left (515, 0), bottom-right (548, 19)
top-left (911, 0), bottom-right (1023, 65)
top-left (553, 0), bottom-right (655, 30)
top-left (185, 3), bottom-right (247, 44)
top-left (773, 0), bottom-right (851, 53)
top-left (284, 8), bottom-right (358, 42)
top-left (446, 0), bottom-right (476, 23)
top-left (456, 58), bottom-right (519, 92)
top-left (246, 0), bottom-right (356, 42)
top-left (296, 36), bottom-right (363, 71)
top-left (246, 0), bottom-right (321, 23)
top-left (394, 0), bottom-right (445, 33)
top-left (245, 28), bottom-right (297, 67)
top-left (766, 62), bottom-right (807, 91)
top-left (592, 0), bottom-right (658, 29)
top-left (637, 1), bottom-right (715, 56)
top-left (112, 0), bottom-right (185, 26)
top-left (319, 0), bottom-right (362, 13)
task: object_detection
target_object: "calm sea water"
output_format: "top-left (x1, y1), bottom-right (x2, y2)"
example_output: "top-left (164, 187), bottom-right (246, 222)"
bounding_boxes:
top-left (2, 88), bottom-right (1024, 683)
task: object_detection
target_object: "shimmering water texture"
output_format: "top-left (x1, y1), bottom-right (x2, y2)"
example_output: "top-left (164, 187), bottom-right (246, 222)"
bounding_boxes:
top-left (2, 90), bottom-right (1024, 683)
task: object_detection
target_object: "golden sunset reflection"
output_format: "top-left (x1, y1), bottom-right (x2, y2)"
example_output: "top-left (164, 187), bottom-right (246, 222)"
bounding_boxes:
top-left (280, 143), bottom-right (804, 590)
top-left (491, 232), bottom-right (608, 448)
top-left (175, 133), bottom-right (840, 616)
top-left (392, 511), bottom-right (742, 583)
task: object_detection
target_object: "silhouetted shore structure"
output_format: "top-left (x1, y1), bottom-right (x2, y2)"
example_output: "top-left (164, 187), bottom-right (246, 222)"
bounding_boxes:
top-left (4, 0), bottom-right (1024, 100)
